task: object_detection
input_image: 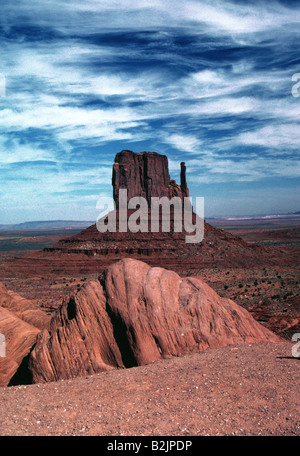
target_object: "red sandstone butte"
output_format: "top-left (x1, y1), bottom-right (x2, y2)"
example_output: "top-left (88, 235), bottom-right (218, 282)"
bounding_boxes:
top-left (29, 259), bottom-right (279, 383)
top-left (112, 150), bottom-right (189, 208)
top-left (0, 150), bottom-right (296, 279)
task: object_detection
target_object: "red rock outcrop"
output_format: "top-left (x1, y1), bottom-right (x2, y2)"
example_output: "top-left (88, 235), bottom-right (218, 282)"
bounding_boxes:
top-left (112, 150), bottom-right (189, 208)
top-left (0, 284), bottom-right (50, 330)
top-left (29, 281), bottom-right (124, 383)
top-left (29, 259), bottom-right (279, 383)
top-left (0, 284), bottom-right (51, 386)
top-left (0, 307), bottom-right (40, 387)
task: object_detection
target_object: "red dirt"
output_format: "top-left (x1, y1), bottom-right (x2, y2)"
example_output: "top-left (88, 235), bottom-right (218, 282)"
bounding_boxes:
top-left (0, 341), bottom-right (298, 436)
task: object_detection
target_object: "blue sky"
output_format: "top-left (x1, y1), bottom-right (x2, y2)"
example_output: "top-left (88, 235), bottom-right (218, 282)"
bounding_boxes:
top-left (0, 0), bottom-right (299, 223)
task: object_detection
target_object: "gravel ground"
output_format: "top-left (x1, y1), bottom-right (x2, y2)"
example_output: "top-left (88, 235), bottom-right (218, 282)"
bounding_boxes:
top-left (0, 341), bottom-right (299, 437)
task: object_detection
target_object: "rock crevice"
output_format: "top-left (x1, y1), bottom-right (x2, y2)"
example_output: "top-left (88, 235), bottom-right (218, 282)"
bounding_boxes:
top-left (28, 259), bottom-right (279, 384)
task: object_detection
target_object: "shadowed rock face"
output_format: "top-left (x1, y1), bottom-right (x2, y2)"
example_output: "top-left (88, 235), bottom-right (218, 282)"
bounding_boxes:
top-left (112, 150), bottom-right (189, 207)
top-left (29, 259), bottom-right (279, 383)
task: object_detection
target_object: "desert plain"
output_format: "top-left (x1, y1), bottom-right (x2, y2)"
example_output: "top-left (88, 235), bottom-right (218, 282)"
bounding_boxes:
top-left (0, 213), bottom-right (299, 437)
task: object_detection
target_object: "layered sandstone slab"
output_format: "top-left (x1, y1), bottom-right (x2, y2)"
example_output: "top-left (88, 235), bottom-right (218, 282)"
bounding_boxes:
top-left (0, 284), bottom-right (51, 386)
top-left (29, 281), bottom-right (124, 383)
top-left (0, 284), bottom-right (50, 330)
top-left (0, 306), bottom-right (40, 386)
top-left (29, 259), bottom-right (279, 383)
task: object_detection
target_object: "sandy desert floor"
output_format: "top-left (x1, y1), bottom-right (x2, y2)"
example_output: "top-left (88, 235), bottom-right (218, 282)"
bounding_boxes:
top-left (0, 222), bottom-right (299, 438)
top-left (0, 342), bottom-right (299, 436)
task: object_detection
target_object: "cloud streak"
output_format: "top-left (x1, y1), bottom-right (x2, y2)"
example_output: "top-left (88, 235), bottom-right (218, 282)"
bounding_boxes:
top-left (0, 0), bottom-right (299, 222)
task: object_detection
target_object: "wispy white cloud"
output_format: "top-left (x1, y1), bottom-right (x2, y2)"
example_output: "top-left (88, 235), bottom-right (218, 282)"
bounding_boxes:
top-left (180, 1), bottom-right (300, 34)
top-left (2, 0), bottom-right (299, 35)
top-left (0, 0), bottom-right (299, 221)
top-left (1, 19), bottom-right (298, 146)
top-left (238, 124), bottom-right (300, 149)
top-left (0, 158), bottom-right (113, 223)
top-left (180, 154), bottom-right (300, 184)
top-left (165, 134), bottom-right (202, 154)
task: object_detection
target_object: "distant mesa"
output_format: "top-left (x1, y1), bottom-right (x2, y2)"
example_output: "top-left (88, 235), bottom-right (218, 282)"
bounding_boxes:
top-left (0, 149), bottom-right (296, 278)
top-left (0, 220), bottom-right (94, 231)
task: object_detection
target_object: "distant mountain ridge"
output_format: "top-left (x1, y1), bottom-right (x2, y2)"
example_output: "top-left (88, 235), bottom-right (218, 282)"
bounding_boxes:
top-left (1, 211), bottom-right (299, 231)
top-left (1, 150), bottom-right (296, 278)
top-left (207, 211), bottom-right (300, 221)
top-left (0, 220), bottom-right (94, 230)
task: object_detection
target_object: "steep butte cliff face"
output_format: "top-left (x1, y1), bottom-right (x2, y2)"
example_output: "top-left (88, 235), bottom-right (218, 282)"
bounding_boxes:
top-left (0, 150), bottom-right (295, 278)
top-left (112, 150), bottom-right (189, 207)
top-left (29, 258), bottom-right (279, 383)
